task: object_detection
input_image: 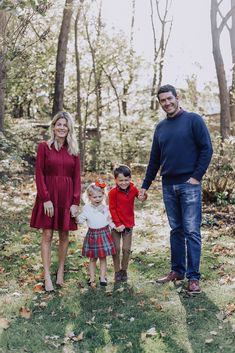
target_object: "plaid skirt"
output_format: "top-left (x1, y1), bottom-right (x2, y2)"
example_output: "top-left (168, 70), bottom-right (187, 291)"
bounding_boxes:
top-left (82, 225), bottom-right (116, 258)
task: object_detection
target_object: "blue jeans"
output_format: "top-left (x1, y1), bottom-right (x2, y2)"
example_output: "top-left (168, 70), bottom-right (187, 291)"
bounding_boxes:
top-left (162, 182), bottom-right (202, 280)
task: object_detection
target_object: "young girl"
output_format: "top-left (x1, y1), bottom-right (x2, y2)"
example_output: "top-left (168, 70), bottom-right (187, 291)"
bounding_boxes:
top-left (76, 181), bottom-right (116, 287)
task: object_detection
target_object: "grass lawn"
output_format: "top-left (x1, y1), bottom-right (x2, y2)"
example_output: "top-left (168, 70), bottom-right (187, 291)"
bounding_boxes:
top-left (0, 174), bottom-right (234, 353)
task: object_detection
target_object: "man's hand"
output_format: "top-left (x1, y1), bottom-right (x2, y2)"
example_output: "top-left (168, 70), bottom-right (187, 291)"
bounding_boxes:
top-left (43, 200), bottom-right (54, 218)
top-left (70, 204), bottom-right (79, 218)
top-left (187, 177), bottom-right (200, 185)
top-left (116, 225), bottom-right (125, 232)
top-left (138, 188), bottom-right (147, 201)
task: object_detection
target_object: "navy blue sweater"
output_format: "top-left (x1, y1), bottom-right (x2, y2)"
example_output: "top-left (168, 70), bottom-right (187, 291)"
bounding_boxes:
top-left (142, 110), bottom-right (213, 188)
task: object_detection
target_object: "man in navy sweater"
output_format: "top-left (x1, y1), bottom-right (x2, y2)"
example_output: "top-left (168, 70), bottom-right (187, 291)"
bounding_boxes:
top-left (139, 84), bottom-right (213, 293)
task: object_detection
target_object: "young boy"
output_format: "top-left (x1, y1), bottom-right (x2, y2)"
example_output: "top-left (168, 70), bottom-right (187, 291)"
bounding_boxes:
top-left (108, 165), bottom-right (147, 282)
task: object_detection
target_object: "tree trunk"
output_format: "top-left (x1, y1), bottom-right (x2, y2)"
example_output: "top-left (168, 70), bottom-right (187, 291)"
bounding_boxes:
top-left (52, 0), bottom-right (73, 117)
top-left (121, 0), bottom-right (135, 116)
top-left (230, 0), bottom-right (235, 134)
top-left (84, 2), bottom-right (103, 171)
top-left (211, 0), bottom-right (231, 139)
top-left (75, 1), bottom-right (84, 169)
top-left (0, 11), bottom-right (7, 133)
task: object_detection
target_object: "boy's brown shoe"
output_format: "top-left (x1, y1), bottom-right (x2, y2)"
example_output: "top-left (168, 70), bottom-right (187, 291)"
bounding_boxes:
top-left (114, 271), bottom-right (122, 282)
top-left (187, 280), bottom-right (201, 294)
top-left (156, 271), bottom-right (184, 283)
top-left (121, 270), bottom-right (128, 281)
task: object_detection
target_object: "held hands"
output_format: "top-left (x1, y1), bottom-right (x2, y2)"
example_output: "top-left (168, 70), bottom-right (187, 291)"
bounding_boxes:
top-left (138, 188), bottom-right (147, 202)
top-left (186, 177), bottom-right (200, 185)
top-left (70, 204), bottom-right (79, 218)
top-left (116, 224), bottom-right (125, 232)
top-left (43, 200), bottom-right (54, 217)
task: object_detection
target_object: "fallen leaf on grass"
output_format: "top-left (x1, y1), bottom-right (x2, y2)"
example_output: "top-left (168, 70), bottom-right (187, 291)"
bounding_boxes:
top-left (0, 318), bottom-right (10, 329)
top-left (86, 316), bottom-right (96, 325)
top-left (219, 275), bottom-right (232, 285)
top-left (216, 311), bottom-right (226, 321)
top-left (105, 290), bottom-right (113, 296)
top-left (66, 331), bottom-right (84, 342)
top-left (12, 292), bottom-right (21, 297)
top-left (137, 300), bottom-right (145, 307)
top-left (226, 303), bottom-right (235, 316)
top-left (34, 272), bottom-right (44, 281)
top-left (20, 255), bottom-right (29, 260)
top-left (33, 283), bottom-right (44, 293)
top-left (149, 298), bottom-right (163, 311)
top-left (160, 330), bottom-right (166, 338)
top-left (205, 338), bottom-right (214, 344)
top-left (116, 287), bottom-right (124, 293)
top-left (45, 335), bottom-right (61, 348)
top-left (116, 313), bottom-right (125, 318)
top-left (146, 327), bottom-right (157, 337)
top-left (19, 307), bottom-right (31, 319)
top-left (210, 331), bottom-right (218, 336)
top-left (22, 235), bottom-right (31, 244)
top-left (216, 303), bottom-right (235, 321)
top-left (129, 317), bottom-right (135, 322)
top-left (74, 332), bottom-right (84, 341)
top-left (45, 335), bottom-right (60, 340)
top-left (149, 298), bottom-right (158, 304)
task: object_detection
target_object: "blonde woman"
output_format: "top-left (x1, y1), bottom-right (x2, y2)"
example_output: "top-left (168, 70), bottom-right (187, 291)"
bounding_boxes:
top-left (30, 111), bottom-right (81, 292)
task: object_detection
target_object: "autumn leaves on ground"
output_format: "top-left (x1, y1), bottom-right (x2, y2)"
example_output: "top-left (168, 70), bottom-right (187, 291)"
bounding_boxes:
top-left (0, 122), bottom-right (235, 353)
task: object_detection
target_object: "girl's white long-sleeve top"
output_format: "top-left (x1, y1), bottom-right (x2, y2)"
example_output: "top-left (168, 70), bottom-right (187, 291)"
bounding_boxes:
top-left (76, 204), bottom-right (115, 229)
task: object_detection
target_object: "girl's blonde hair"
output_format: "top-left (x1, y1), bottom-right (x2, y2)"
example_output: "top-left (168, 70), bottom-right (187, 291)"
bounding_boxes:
top-left (47, 111), bottom-right (79, 156)
top-left (83, 183), bottom-right (106, 204)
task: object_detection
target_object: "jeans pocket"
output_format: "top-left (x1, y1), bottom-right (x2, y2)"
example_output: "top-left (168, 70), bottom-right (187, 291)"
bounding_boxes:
top-left (185, 181), bottom-right (200, 186)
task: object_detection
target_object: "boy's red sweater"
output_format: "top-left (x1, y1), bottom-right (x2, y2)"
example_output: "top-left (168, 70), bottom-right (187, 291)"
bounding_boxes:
top-left (108, 183), bottom-right (139, 228)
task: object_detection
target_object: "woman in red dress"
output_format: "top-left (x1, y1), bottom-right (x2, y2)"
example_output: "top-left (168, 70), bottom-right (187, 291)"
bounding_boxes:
top-left (30, 111), bottom-right (81, 292)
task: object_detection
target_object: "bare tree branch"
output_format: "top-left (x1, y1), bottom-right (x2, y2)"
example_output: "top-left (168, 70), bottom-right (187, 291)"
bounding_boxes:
top-left (218, 5), bottom-right (235, 34)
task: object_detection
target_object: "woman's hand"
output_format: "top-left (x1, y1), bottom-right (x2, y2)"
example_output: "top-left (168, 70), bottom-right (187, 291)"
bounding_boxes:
top-left (70, 204), bottom-right (79, 218)
top-left (43, 200), bottom-right (54, 217)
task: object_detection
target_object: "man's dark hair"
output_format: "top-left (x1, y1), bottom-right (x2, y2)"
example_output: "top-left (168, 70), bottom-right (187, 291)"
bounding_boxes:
top-left (157, 84), bottom-right (177, 99)
top-left (113, 165), bottom-right (131, 178)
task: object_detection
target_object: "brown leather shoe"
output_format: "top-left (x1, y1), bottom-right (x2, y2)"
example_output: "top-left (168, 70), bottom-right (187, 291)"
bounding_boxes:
top-left (114, 271), bottom-right (122, 282)
top-left (187, 280), bottom-right (201, 294)
top-left (120, 270), bottom-right (128, 281)
top-left (156, 271), bottom-right (184, 283)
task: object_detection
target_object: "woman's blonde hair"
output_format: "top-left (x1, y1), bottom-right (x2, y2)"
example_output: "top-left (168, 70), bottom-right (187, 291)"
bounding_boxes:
top-left (47, 111), bottom-right (79, 156)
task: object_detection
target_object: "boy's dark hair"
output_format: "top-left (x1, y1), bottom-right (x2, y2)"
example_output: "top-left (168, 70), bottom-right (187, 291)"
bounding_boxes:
top-left (157, 84), bottom-right (177, 99)
top-left (113, 165), bottom-right (131, 178)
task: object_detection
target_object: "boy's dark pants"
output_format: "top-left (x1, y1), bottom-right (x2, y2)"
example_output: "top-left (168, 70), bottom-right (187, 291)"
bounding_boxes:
top-left (112, 228), bottom-right (133, 272)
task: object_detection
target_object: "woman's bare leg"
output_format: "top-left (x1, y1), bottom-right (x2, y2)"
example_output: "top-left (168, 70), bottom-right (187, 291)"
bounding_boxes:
top-left (41, 229), bottom-right (54, 291)
top-left (56, 230), bottom-right (69, 285)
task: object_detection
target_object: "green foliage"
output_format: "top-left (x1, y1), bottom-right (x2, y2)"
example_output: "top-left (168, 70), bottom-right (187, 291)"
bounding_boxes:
top-left (0, 0), bottom-right (50, 13)
top-left (203, 135), bottom-right (235, 204)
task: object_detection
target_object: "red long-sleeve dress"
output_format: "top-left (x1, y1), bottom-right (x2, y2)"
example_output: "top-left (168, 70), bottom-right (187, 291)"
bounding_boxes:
top-left (30, 141), bottom-right (81, 231)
